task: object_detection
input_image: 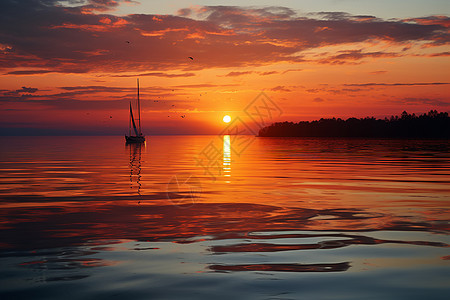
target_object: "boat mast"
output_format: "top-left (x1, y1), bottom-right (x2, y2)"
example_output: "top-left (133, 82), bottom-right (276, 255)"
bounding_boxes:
top-left (137, 78), bottom-right (141, 135)
top-left (128, 95), bottom-right (131, 136)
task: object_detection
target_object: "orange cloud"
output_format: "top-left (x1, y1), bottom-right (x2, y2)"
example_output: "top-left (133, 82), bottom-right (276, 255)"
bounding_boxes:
top-left (404, 16), bottom-right (450, 28)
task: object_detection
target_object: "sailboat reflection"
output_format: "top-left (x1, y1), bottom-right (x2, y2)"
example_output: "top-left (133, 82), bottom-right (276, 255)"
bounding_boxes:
top-left (127, 142), bottom-right (144, 195)
top-left (223, 135), bottom-right (231, 178)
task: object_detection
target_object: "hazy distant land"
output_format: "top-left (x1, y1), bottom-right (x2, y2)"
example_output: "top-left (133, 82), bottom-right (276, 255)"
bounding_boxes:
top-left (258, 110), bottom-right (450, 138)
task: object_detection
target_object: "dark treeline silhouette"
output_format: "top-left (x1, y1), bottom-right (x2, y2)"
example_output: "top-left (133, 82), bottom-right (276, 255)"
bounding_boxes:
top-left (258, 110), bottom-right (450, 138)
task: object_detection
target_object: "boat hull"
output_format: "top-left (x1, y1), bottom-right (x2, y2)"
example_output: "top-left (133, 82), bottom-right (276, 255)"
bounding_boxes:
top-left (125, 135), bottom-right (146, 143)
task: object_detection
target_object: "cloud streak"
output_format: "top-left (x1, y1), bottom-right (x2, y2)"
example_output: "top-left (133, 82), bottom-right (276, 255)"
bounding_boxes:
top-left (108, 72), bottom-right (196, 78)
top-left (6, 70), bottom-right (55, 75)
top-left (392, 97), bottom-right (449, 106)
top-left (317, 50), bottom-right (400, 65)
top-left (344, 82), bottom-right (450, 87)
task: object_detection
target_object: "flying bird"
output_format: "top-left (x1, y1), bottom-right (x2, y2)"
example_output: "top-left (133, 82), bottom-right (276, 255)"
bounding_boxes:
top-left (181, 115), bottom-right (186, 118)
top-left (188, 56), bottom-right (194, 60)
top-left (125, 41), bottom-right (131, 44)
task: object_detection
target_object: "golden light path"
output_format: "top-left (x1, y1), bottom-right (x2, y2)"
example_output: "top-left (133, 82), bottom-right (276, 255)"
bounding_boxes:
top-left (223, 135), bottom-right (231, 178)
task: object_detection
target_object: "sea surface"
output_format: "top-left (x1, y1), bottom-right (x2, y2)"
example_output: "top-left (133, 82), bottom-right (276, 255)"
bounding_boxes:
top-left (0, 135), bottom-right (449, 300)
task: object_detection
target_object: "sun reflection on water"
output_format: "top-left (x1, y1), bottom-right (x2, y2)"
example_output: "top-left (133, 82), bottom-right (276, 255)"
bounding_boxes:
top-left (223, 135), bottom-right (231, 179)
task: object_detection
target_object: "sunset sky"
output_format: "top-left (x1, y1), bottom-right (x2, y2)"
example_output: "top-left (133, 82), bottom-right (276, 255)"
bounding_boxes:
top-left (0, 0), bottom-right (449, 135)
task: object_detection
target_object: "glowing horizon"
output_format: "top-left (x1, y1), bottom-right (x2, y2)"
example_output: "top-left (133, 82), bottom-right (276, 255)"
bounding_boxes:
top-left (0, 0), bottom-right (449, 135)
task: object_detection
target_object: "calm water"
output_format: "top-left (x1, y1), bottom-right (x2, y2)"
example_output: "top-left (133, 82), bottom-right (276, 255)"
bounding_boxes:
top-left (0, 136), bottom-right (449, 299)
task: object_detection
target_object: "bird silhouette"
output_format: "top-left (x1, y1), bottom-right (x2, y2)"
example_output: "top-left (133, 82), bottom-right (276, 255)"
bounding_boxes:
top-left (188, 56), bottom-right (194, 60)
top-left (181, 115), bottom-right (186, 118)
top-left (125, 41), bottom-right (131, 44)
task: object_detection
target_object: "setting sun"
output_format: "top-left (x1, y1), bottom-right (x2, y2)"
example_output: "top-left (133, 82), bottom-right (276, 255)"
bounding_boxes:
top-left (223, 115), bottom-right (231, 123)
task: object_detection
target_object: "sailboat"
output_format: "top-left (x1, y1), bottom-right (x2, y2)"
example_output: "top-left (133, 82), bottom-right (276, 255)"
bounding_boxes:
top-left (125, 78), bottom-right (145, 143)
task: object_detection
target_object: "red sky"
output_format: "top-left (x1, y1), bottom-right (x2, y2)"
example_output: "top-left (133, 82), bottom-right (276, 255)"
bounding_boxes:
top-left (0, 0), bottom-right (449, 135)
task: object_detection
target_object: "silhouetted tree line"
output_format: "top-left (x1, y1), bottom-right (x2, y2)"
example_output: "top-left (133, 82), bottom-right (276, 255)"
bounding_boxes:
top-left (258, 110), bottom-right (450, 138)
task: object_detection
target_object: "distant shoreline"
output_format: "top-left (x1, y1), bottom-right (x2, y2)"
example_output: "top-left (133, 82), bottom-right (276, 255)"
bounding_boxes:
top-left (258, 110), bottom-right (450, 139)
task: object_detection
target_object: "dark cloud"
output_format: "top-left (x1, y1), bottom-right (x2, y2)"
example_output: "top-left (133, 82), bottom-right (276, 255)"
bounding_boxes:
top-left (318, 50), bottom-right (400, 64)
top-left (0, 93), bottom-right (198, 112)
top-left (259, 71), bottom-right (279, 75)
top-left (74, 0), bottom-right (131, 13)
top-left (177, 8), bottom-right (192, 17)
top-left (1, 86), bottom-right (39, 96)
top-left (173, 83), bottom-right (237, 88)
top-left (0, 84), bottom-right (181, 109)
top-left (199, 5), bottom-right (296, 25)
top-left (281, 69), bottom-right (303, 74)
top-left (0, 96), bottom-right (128, 110)
top-left (59, 85), bottom-right (134, 92)
top-left (221, 71), bottom-right (253, 77)
top-left (428, 51), bottom-right (450, 57)
top-left (271, 86), bottom-right (291, 92)
top-left (403, 16), bottom-right (450, 28)
top-left (16, 86), bottom-right (38, 93)
top-left (313, 12), bottom-right (354, 21)
top-left (0, 1), bottom-right (448, 74)
top-left (393, 97), bottom-right (450, 106)
top-left (344, 82), bottom-right (450, 87)
top-left (341, 88), bottom-right (366, 92)
top-left (313, 12), bottom-right (378, 22)
top-left (108, 72), bottom-right (195, 78)
top-left (6, 70), bottom-right (54, 75)
top-left (87, 0), bottom-right (120, 9)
